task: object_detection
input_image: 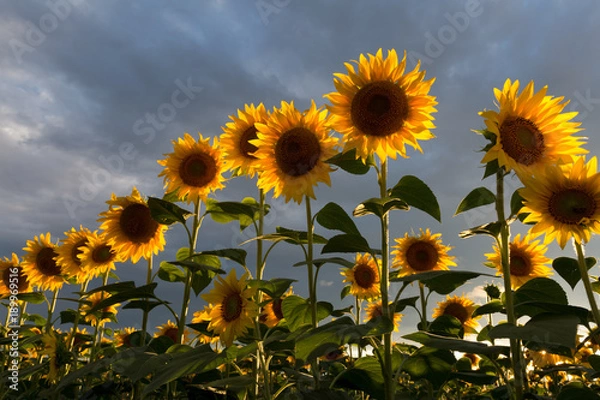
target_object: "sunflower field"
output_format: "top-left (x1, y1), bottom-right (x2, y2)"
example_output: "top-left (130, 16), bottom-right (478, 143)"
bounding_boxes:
top-left (2, 48), bottom-right (600, 400)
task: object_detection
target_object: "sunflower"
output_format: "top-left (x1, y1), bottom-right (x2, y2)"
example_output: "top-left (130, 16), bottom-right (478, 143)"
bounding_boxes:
top-left (364, 300), bottom-right (402, 332)
top-left (341, 253), bottom-right (380, 299)
top-left (40, 333), bottom-right (61, 383)
top-left (391, 229), bottom-right (456, 276)
top-left (221, 103), bottom-right (270, 177)
top-left (115, 327), bottom-right (137, 347)
top-left (432, 295), bottom-right (479, 333)
top-left (0, 253), bottom-right (29, 296)
top-left (55, 226), bottom-right (94, 284)
top-left (98, 187), bottom-right (167, 264)
top-left (260, 288), bottom-right (293, 328)
top-left (325, 49), bottom-right (437, 162)
top-left (201, 269), bottom-right (259, 346)
top-left (480, 79), bottom-right (586, 177)
top-left (154, 320), bottom-right (190, 344)
top-left (78, 231), bottom-right (121, 279)
top-left (22, 233), bottom-right (64, 292)
top-left (191, 305), bottom-right (219, 344)
top-left (81, 291), bottom-right (120, 326)
top-left (158, 133), bottom-right (226, 203)
top-left (520, 156), bottom-right (600, 248)
top-left (251, 100), bottom-right (339, 204)
top-left (485, 233), bottom-right (552, 289)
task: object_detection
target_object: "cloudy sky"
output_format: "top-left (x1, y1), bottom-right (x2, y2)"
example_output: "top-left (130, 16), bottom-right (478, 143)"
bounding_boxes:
top-left (2, 0), bottom-right (600, 338)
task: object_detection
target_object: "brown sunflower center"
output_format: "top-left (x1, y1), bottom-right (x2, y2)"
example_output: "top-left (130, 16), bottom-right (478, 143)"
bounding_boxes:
top-left (240, 125), bottom-right (259, 159)
top-left (163, 327), bottom-right (179, 343)
top-left (92, 245), bottom-right (116, 264)
top-left (71, 239), bottom-right (88, 266)
top-left (499, 117), bottom-right (545, 166)
top-left (272, 298), bottom-right (284, 320)
top-left (221, 293), bottom-right (243, 322)
top-left (179, 152), bottom-right (218, 188)
top-left (548, 188), bottom-right (597, 225)
top-left (275, 127), bottom-right (321, 177)
top-left (119, 203), bottom-right (159, 244)
top-left (406, 241), bottom-right (439, 271)
top-left (443, 303), bottom-right (469, 324)
top-left (351, 80), bottom-right (409, 137)
top-left (2, 266), bottom-right (29, 292)
top-left (36, 247), bottom-right (61, 276)
top-left (509, 248), bottom-right (533, 277)
top-left (353, 263), bottom-right (377, 289)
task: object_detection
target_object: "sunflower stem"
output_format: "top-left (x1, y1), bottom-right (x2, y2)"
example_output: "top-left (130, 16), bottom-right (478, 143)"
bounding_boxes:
top-left (355, 297), bottom-right (362, 360)
top-left (574, 241), bottom-right (600, 330)
top-left (378, 160), bottom-right (394, 400)
top-left (67, 280), bottom-right (90, 356)
top-left (45, 288), bottom-right (60, 333)
top-left (418, 282), bottom-right (428, 330)
top-left (178, 199), bottom-right (201, 344)
top-left (496, 170), bottom-right (525, 400)
top-left (141, 255), bottom-right (152, 346)
top-left (305, 195), bottom-right (320, 389)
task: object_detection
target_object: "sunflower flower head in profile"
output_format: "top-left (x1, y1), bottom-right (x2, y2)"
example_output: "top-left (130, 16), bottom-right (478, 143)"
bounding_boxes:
top-left (251, 100), bottom-right (339, 204)
top-left (201, 269), bottom-right (258, 347)
top-left (98, 187), bottom-right (167, 264)
top-left (391, 228), bottom-right (456, 276)
top-left (325, 48), bottom-right (437, 162)
top-left (479, 78), bottom-right (586, 178)
top-left (519, 156), bottom-right (600, 248)
top-left (221, 103), bottom-right (270, 178)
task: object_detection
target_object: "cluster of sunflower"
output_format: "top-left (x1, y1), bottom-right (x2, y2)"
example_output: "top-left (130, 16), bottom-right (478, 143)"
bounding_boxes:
top-left (2, 47), bottom-right (600, 399)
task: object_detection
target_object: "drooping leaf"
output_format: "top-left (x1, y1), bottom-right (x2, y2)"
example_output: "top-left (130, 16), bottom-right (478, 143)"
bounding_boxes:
top-left (552, 256), bottom-right (597, 290)
top-left (326, 149), bottom-right (372, 175)
top-left (294, 257), bottom-right (356, 269)
top-left (194, 249), bottom-right (247, 268)
top-left (321, 234), bottom-right (372, 254)
top-left (489, 313), bottom-right (579, 349)
top-left (472, 300), bottom-right (505, 317)
top-left (402, 346), bottom-right (456, 389)
top-left (248, 278), bottom-right (296, 298)
top-left (513, 278), bottom-right (568, 318)
top-left (157, 261), bottom-right (186, 283)
top-left (16, 292), bottom-right (46, 304)
top-left (353, 197), bottom-right (409, 218)
top-left (147, 196), bottom-right (192, 226)
top-left (335, 356), bottom-right (385, 399)
top-left (403, 332), bottom-right (510, 356)
top-left (393, 296), bottom-right (419, 313)
top-left (389, 175), bottom-right (441, 222)
top-left (482, 159), bottom-right (500, 180)
top-left (459, 221), bottom-right (502, 239)
top-left (282, 296), bottom-right (331, 332)
top-left (455, 187), bottom-right (496, 216)
top-left (390, 270), bottom-right (491, 295)
top-left (510, 188), bottom-right (525, 217)
top-left (315, 202), bottom-right (361, 236)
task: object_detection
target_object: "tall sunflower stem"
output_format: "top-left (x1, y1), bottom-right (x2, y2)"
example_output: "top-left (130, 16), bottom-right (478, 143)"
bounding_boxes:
top-left (305, 196), bottom-right (320, 389)
top-left (496, 170), bottom-right (525, 400)
top-left (355, 297), bottom-right (362, 360)
top-left (418, 282), bottom-right (428, 330)
top-left (45, 288), bottom-right (60, 333)
top-left (178, 200), bottom-right (201, 344)
top-left (67, 281), bottom-right (90, 353)
top-left (91, 272), bottom-right (110, 362)
top-left (574, 241), bottom-right (600, 330)
top-left (378, 160), bottom-right (394, 400)
top-left (141, 255), bottom-right (153, 346)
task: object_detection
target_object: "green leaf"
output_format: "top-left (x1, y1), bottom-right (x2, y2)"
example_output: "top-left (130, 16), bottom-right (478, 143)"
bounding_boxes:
top-left (482, 159), bottom-right (500, 180)
top-left (472, 300), bottom-right (504, 317)
top-left (60, 309), bottom-right (79, 324)
top-left (459, 221), bottom-right (502, 239)
top-left (276, 227), bottom-right (328, 245)
top-left (205, 198), bottom-right (268, 231)
top-left (326, 149), bottom-right (371, 175)
top-left (488, 313), bottom-right (579, 349)
top-left (248, 278), bottom-right (296, 298)
top-left (390, 270), bottom-right (491, 295)
top-left (282, 296), bottom-right (331, 332)
top-left (455, 187), bottom-right (496, 216)
top-left (16, 292), bottom-right (46, 304)
top-left (157, 261), bottom-right (186, 283)
top-left (191, 269), bottom-right (216, 297)
top-left (294, 257), bottom-right (356, 269)
top-left (553, 256), bottom-right (597, 290)
top-left (428, 315), bottom-right (465, 338)
top-left (201, 375), bottom-right (255, 392)
top-left (389, 175), bottom-right (441, 222)
top-left (514, 278), bottom-right (568, 318)
top-left (394, 296), bottom-right (419, 313)
top-left (122, 300), bottom-right (164, 313)
top-left (353, 197), bottom-right (409, 218)
top-left (147, 196), bottom-right (191, 225)
top-left (195, 249), bottom-right (247, 268)
top-left (315, 202), bottom-right (361, 236)
top-left (557, 386), bottom-right (600, 400)
top-left (87, 283), bottom-right (158, 313)
top-left (510, 188), bottom-right (525, 217)
top-left (168, 260), bottom-right (225, 274)
top-left (335, 356), bottom-right (384, 399)
top-left (449, 371), bottom-right (498, 385)
top-left (321, 234), bottom-right (372, 254)
top-left (402, 347), bottom-right (456, 389)
top-left (341, 285), bottom-right (351, 300)
top-left (403, 332), bottom-right (510, 356)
